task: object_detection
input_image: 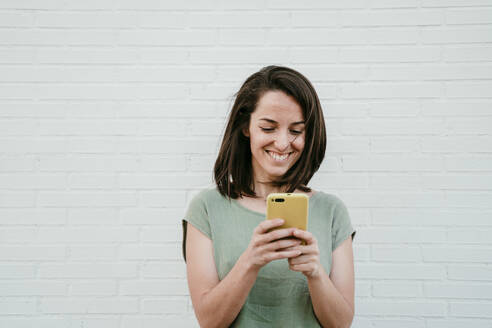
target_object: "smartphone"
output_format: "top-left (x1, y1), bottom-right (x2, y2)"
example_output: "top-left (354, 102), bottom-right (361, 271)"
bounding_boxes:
top-left (266, 193), bottom-right (309, 233)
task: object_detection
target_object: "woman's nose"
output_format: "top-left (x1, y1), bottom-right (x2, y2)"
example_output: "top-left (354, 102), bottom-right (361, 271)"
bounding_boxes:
top-left (274, 131), bottom-right (291, 150)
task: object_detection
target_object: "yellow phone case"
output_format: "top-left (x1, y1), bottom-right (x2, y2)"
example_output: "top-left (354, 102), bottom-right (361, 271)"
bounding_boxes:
top-left (266, 193), bottom-right (309, 231)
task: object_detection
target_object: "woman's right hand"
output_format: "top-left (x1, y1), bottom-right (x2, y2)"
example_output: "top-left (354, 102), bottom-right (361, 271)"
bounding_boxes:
top-left (241, 218), bottom-right (302, 271)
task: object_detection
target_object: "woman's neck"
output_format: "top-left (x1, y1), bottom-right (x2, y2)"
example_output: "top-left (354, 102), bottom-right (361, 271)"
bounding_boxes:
top-left (250, 179), bottom-right (287, 200)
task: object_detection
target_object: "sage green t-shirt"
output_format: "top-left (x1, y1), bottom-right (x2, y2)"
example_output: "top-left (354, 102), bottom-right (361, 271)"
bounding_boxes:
top-left (182, 187), bottom-right (356, 328)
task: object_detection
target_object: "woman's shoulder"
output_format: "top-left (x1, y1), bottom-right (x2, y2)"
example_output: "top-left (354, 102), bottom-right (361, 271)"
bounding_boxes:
top-left (312, 190), bottom-right (347, 208)
top-left (189, 185), bottom-right (225, 205)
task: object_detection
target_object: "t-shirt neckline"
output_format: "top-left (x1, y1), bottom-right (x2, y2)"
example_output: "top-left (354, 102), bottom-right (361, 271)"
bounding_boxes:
top-left (230, 191), bottom-right (320, 217)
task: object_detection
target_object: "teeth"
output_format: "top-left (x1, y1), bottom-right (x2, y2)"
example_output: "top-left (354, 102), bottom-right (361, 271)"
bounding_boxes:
top-left (267, 151), bottom-right (289, 161)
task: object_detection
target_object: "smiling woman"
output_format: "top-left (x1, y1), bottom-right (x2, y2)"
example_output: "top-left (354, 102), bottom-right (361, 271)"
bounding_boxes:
top-left (244, 91), bottom-right (306, 183)
top-left (214, 65), bottom-right (326, 201)
top-left (182, 66), bottom-right (356, 328)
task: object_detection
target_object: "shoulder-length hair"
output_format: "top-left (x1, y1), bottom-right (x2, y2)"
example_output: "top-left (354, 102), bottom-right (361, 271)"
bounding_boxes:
top-left (214, 65), bottom-right (326, 199)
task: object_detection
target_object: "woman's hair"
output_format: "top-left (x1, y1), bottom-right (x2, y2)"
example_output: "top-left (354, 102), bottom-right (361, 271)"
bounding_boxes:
top-left (214, 65), bottom-right (326, 199)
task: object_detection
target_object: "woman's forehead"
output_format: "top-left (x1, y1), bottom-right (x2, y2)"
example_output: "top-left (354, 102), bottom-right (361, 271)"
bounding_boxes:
top-left (253, 90), bottom-right (303, 121)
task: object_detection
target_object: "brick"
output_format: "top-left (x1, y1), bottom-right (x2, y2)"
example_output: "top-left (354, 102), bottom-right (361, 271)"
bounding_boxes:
top-left (356, 263), bottom-right (445, 280)
top-left (340, 9), bottom-right (442, 27)
top-left (424, 282), bottom-right (492, 299)
top-left (0, 119), bottom-right (37, 135)
top-left (422, 174), bottom-right (492, 190)
top-left (426, 319), bottom-right (492, 328)
top-left (341, 46), bottom-right (440, 63)
top-left (268, 0), bottom-right (365, 9)
top-left (0, 228), bottom-right (36, 242)
top-left (119, 244), bottom-right (181, 260)
top-left (341, 118), bottom-right (444, 135)
top-left (120, 208), bottom-right (183, 225)
top-left (446, 82), bottom-right (492, 98)
top-left (343, 155), bottom-right (443, 171)
top-left (356, 227), bottom-right (446, 243)
top-left (0, 246), bottom-right (65, 260)
top-left (39, 263), bottom-right (138, 278)
top-left (0, 12), bottom-right (34, 27)
top-left (444, 46), bottom-right (492, 62)
top-left (38, 191), bottom-right (137, 207)
top-left (423, 0), bottom-right (492, 7)
top-left (191, 47), bottom-right (289, 64)
top-left (0, 47), bottom-right (36, 64)
top-left (0, 299), bottom-right (36, 314)
top-left (39, 119), bottom-right (138, 135)
top-left (269, 29), bottom-right (368, 45)
top-left (142, 261), bottom-right (186, 279)
top-left (0, 209), bottom-right (65, 225)
top-left (39, 155), bottom-right (138, 172)
top-left (69, 174), bottom-right (117, 189)
top-left (0, 281), bottom-right (66, 296)
top-left (36, 12), bottom-right (139, 28)
top-left (38, 47), bottom-right (139, 64)
top-left (340, 82), bottom-right (442, 99)
top-left (373, 281), bottom-right (423, 297)
top-left (69, 246), bottom-right (118, 260)
top-left (140, 191), bottom-right (186, 207)
top-left (447, 229), bottom-right (492, 244)
top-left (190, 12), bottom-right (289, 28)
top-left (0, 173), bottom-right (66, 189)
top-left (446, 8), bottom-right (492, 25)
top-left (449, 302), bottom-right (492, 317)
top-left (372, 246), bottom-right (422, 262)
top-left (372, 209), bottom-right (492, 226)
top-left (142, 226), bottom-right (180, 242)
top-left (68, 208), bottom-right (118, 225)
top-left (0, 264), bottom-right (36, 279)
top-left (0, 191), bottom-right (36, 207)
top-left (422, 28), bottom-right (492, 44)
top-left (422, 246), bottom-right (492, 263)
top-left (121, 314), bottom-right (199, 328)
top-left (356, 299), bottom-right (447, 316)
top-left (0, 317), bottom-right (69, 328)
top-left (140, 156), bottom-right (187, 172)
top-left (120, 279), bottom-right (188, 296)
top-left (0, 157), bottom-right (35, 171)
top-left (117, 30), bottom-right (215, 46)
top-left (37, 227), bottom-right (139, 243)
top-left (448, 265), bottom-right (492, 281)
top-left (371, 319), bottom-right (425, 328)
top-left (446, 156), bottom-right (492, 171)
top-left (71, 281), bottom-right (118, 296)
top-left (142, 297), bottom-right (188, 313)
top-left (422, 137), bottom-right (492, 152)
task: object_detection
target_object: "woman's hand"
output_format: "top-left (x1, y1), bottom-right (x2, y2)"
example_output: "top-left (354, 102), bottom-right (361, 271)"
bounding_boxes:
top-left (287, 229), bottom-right (323, 279)
top-left (241, 218), bottom-right (303, 272)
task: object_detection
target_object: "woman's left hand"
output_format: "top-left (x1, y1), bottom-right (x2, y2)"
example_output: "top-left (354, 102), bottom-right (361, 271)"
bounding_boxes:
top-left (287, 229), bottom-right (323, 279)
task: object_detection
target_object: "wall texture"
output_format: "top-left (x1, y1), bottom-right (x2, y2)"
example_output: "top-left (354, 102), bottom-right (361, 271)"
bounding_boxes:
top-left (1, 1), bottom-right (492, 327)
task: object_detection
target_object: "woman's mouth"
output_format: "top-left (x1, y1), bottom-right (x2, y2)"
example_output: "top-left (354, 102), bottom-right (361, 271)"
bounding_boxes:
top-left (265, 150), bottom-right (292, 162)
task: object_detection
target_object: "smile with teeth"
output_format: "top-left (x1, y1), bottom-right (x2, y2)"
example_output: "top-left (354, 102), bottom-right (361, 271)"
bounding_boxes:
top-left (266, 150), bottom-right (292, 161)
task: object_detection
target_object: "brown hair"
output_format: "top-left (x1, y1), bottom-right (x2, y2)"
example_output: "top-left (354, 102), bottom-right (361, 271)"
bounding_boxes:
top-left (214, 65), bottom-right (326, 199)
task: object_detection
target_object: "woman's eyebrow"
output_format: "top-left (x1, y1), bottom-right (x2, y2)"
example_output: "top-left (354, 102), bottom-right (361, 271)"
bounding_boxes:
top-left (259, 118), bottom-right (305, 125)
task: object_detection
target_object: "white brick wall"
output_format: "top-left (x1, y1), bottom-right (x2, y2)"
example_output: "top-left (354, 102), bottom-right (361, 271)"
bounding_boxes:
top-left (0, 1), bottom-right (491, 327)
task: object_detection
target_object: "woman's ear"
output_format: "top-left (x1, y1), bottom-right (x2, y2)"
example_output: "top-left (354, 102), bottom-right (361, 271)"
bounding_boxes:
top-left (242, 127), bottom-right (250, 138)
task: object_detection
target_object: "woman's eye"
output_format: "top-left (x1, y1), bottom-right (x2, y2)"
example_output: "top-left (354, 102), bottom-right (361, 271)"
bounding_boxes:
top-left (290, 130), bottom-right (303, 135)
top-left (260, 127), bottom-right (274, 132)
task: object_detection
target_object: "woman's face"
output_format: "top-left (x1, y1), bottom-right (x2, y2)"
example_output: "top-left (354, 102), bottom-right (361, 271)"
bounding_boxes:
top-left (244, 90), bottom-right (306, 182)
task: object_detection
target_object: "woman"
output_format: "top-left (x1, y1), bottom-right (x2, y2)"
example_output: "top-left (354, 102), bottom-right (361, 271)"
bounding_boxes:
top-left (182, 65), bottom-right (356, 327)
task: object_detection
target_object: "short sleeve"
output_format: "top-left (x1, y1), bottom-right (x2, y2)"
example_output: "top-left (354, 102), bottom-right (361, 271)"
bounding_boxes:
top-left (332, 198), bottom-right (356, 250)
top-left (183, 191), bottom-right (211, 239)
top-left (181, 191), bottom-right (212, 262)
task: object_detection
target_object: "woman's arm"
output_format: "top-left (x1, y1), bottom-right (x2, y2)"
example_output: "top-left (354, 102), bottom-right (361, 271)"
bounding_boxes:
top-left (307, 237), bottom-right (354, 328)
top-left (185, 219), bottom-right (302, 328)
top-left (288, 230), bottom-right (355, 328)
